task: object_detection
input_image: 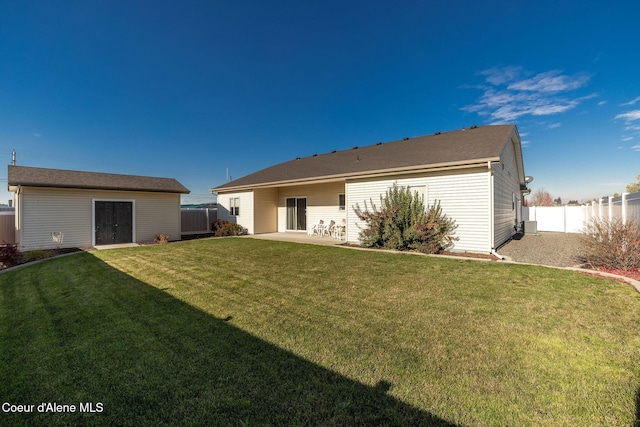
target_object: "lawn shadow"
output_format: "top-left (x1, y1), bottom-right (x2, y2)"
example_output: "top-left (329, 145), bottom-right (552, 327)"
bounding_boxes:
top-left (636, 386), bottom-right (640, 427)
top-left (1, 252), bottom-right (458, 426)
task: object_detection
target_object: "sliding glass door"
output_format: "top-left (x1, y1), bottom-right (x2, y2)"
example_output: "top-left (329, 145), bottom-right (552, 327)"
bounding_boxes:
top-left (286, 197), bottom-right (307, 231)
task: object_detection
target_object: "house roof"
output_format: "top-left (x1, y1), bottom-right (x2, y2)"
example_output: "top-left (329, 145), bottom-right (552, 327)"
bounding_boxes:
top-left (8, 165), bottom-right (190, 194)
top-left (212, 124), bottom-right (523, 192)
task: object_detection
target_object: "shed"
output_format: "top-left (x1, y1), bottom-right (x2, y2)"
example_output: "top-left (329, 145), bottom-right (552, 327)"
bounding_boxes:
top-left (8, 165), bottom-right (190, 250)
top-left (211, 125), bottom-right (529, 254)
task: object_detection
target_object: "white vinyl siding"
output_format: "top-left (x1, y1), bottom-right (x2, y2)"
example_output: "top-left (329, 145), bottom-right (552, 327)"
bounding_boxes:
top-left (277, 181), bottom-right (345, 232)
top-left (346, 169), bottom-right (491, 252)
top-left (492, 140), bottom-right (522, 248)
top-left (217, 191), bottom-right (255, 234)
top-left (17, 187), bottom-right (181, 250)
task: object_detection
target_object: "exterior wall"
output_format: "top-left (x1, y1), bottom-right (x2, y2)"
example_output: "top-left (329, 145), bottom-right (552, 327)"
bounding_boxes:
top-left (217, 191), bottom-right (255, 234)
top-left (16, 187), bottom-right (181, 250)
top-left (346, 168), bottom-right (492, 252)
top-left (254, 188), bottom-right (278, 234)
top-left (277, 181), bottom-right (345, 232)
top-left (492, 140), bottom-right (522, 248)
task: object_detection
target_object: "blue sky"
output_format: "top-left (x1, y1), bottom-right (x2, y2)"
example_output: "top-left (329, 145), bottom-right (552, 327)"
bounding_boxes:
top-left (1, 0), bottom-right (639, 205)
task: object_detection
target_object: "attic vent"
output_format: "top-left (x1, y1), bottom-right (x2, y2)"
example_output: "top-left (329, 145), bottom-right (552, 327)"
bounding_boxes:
top-left (296, 157), bottom-right (301, 160)
top-left (470, 125), bottom-right (478, 129)
top-left (352, 146), bottom-right (358, 149)
top-left (403, 137), bottom-right (409, 140)
top-left (376, 142), bottom-right (382, 145)
top-left (435, 131), bottom-right (441, 135)
top-left (313, 154), bottom-right (318, 157)
top-left (331, 150), bottom-right (337, 153)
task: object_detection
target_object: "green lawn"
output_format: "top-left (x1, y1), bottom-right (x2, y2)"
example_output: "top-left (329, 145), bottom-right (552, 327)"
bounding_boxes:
top-left (1, 238), bottom-right (639, 426)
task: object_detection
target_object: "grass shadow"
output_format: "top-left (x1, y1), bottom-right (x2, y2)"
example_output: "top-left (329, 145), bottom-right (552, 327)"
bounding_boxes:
top-left (636, 387), bottom-right (640, 427)
top-left (0, 252), bottom-right (458, 426)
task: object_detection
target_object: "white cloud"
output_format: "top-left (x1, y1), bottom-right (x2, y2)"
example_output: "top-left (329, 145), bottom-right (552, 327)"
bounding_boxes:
top-left (615, 110), bottom-right (640, 122)
top-left (597, 100), bottom-right (607, 106)
top-left (480, 66), bottom-right (522, 85)
top-left (621, 96), bottom-right (640, 106)
top-left (463, 66), bottom-right (592, 123)
top-left (621, 136), bottom-right (634, 141)
top-left (632, 145), bottom-right (640, 152)
top-left (548, 123), bottom-right (562, 129)
top-left (507, 70), bottom-right (590, 93)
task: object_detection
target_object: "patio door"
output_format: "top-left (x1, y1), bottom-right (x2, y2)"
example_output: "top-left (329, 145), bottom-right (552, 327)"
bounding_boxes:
top-left (286, 197), bottom-right (306, 231)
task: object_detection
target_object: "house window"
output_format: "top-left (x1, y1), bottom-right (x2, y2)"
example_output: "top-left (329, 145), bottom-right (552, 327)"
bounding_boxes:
top-left (230, 197), bottom-right (240, 216)
top-left (338, 194), bottom-right (345, 210)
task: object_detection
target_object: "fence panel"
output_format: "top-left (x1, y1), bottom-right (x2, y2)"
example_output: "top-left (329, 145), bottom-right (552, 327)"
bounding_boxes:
top-left (0, 211), bottom-right (16, 244)
top-left (181, 208), bottom-right (217, 234)
top-left (627, 192), bottom-right (640, 222)
top-left (524, 206), bottom-right (585, 233)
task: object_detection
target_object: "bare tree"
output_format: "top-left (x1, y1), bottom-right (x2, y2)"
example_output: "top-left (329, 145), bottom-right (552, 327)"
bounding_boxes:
top-left (529, 188), bottom-right (554, 206)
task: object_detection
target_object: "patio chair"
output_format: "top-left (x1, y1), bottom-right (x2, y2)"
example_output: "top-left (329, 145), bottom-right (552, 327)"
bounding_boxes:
top-left (309, 220), bottom-right (325, 236)
top-left (327, 220), bottom-right (336, 237)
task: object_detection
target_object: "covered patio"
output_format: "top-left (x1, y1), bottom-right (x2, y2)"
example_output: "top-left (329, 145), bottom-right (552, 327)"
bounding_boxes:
top-left (242, 232), bottom-right (346, 247)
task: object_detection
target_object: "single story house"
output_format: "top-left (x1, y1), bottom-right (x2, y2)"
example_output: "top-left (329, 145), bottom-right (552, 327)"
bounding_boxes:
top-left (8, 165), bottom-right (190, 250)
top-left (211, 124), bottom-right (529, 253)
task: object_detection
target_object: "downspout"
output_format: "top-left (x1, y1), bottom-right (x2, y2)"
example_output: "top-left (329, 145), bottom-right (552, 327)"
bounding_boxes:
top-left (487, 162), bottom-right (505, 260)
top-left (16, 185), bottom-right (22, 249)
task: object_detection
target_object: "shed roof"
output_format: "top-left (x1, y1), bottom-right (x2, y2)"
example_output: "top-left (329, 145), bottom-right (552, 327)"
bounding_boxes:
top-left (8, 165), bottom-right (190, 194)
top-left (212, 124), bottom-right (521, 192)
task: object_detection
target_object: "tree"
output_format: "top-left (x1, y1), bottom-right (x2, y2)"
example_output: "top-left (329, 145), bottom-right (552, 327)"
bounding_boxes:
top-left (553, 197), bottom-right (562, 206)
top-left (626, 174), bottom-right (640, 193)
top-left (528, 188), bottom-right (554, 206)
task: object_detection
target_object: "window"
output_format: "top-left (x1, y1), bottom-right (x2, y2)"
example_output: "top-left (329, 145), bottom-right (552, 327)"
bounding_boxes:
top-left (338, 194), bottom-right (345, 210)
top-left (230, 197), bottom-right (240, 216)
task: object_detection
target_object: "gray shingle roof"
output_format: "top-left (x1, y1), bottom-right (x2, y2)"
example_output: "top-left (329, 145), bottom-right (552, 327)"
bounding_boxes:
top-left (8, 165), bottom-right (190, 194)
top-left (212, 124), bottom-right (519, 192)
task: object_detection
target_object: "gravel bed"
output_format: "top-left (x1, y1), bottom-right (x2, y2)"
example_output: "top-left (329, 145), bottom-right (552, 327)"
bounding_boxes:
top-left (496, 232), bottom-right (586, 268)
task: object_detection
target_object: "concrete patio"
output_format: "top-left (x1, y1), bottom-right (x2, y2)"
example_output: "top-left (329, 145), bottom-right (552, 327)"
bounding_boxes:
top-left (242, 232), bottom-right (345, 246)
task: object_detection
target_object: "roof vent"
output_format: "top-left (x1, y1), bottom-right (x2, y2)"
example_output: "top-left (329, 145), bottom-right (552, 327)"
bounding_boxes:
top-left (352, 146), bottom-right (358, 149)
top-left (403, 137), bottom-right (409, 140)
top-left (331, 150), bottom-right (337, 153)
top-left (296, 157), bottom-right (301, 160)
top-left (470, 125), bottom-right (478, 129)
top-left (313, 154), bottom-right (318, 157)
top-left (376, 142), bottom-right (382, 145)
top-left (435, 131), bottom-right (441, 135)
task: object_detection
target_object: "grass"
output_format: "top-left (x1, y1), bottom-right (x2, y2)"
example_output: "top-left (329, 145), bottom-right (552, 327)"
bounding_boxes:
top-left (1, 237), bottom-right (639, 426)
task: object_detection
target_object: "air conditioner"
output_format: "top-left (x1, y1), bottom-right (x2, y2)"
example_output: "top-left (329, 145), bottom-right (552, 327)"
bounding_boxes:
top-left (524, 221), bottom-right (537, 234)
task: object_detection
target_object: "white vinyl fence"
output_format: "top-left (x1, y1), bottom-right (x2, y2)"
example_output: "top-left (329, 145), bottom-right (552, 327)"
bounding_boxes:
top-left (524, 206), bottom-right (585, 233)
top-left (524, 191), bottom-right (640, 234)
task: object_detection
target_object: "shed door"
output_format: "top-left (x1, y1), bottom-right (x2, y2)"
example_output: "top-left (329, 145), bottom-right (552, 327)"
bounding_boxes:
top-left (95, 201), bottom-right (133, 245)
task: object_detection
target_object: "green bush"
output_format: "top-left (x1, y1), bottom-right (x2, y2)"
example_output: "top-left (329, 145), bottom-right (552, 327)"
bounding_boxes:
top-left (582, 218), bottom-right (640, 270)
top-left (211, 219), bottom-right (248, 237)
top-left (353, 184), bottom-right (458, 254)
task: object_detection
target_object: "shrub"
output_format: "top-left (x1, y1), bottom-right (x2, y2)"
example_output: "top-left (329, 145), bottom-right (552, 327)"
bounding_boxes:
top-left (154, 233), bottom-right (170, 244)
top-left (581, 218), bottom-right (640, 270)
top-left (211, 219), bottom-right (248, 237)
top-left (0, 244), bottom-right (21, 268)
top-left (353, 184), bottom-right (458, 254)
